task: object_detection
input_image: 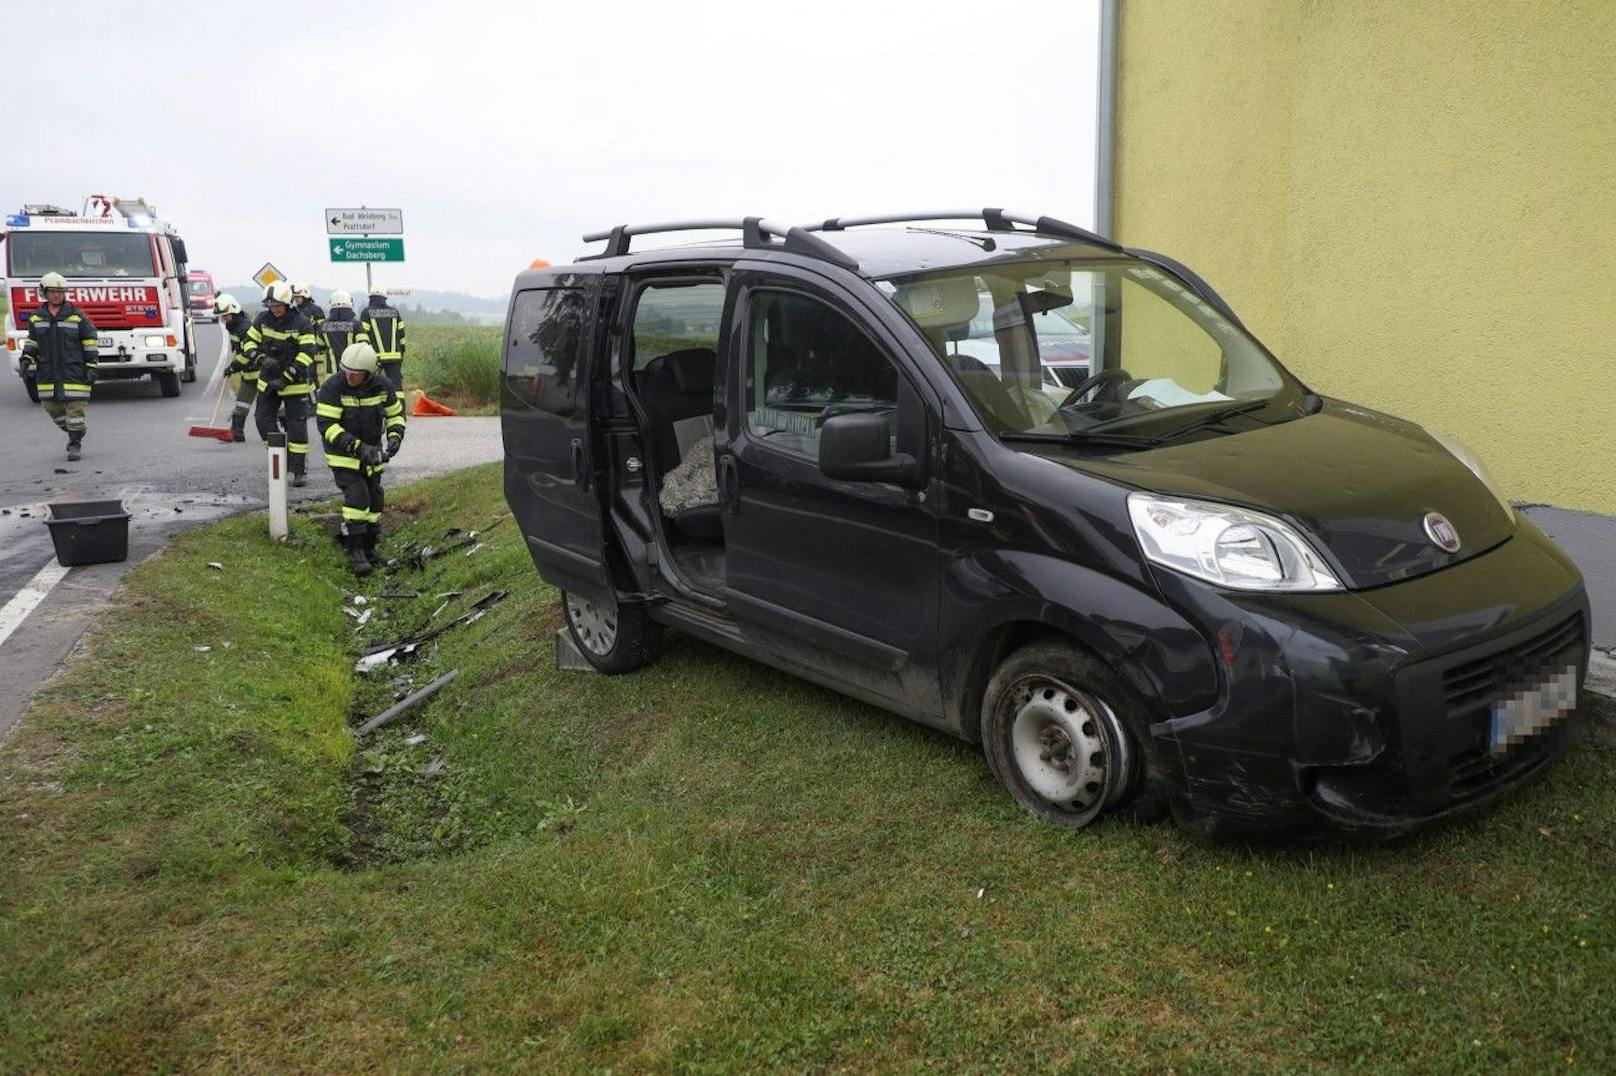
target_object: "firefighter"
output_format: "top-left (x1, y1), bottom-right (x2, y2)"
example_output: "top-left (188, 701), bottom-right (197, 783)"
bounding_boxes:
top-left (246, 281), bottom-right (319, 486)
top-left (318, 290), bottom-right (368, 378)
top-left (315, 342), bottom-right (405, 576)
top-left (360, 285), bottom-right (407, 391)
top-left (291, 281), bottom-right (328, 378)
top-left (215, 293), bottom-right (257, 443)
top-left (20, 271), bottom-right (99, 461)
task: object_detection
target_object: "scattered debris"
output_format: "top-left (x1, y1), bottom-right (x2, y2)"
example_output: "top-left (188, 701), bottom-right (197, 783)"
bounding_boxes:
top-left (403, 734), bottom-right (427, 747)
top-left (355, 608), bottom-right (374, 628)
top-left (343, 606), bottom-right (363, 620)
top-left (193, 645), bottom-right (212, 653)
top-left (206, 562), bottom-right (224, 571)
top-left (424, 756), bottom-right (445, 777)
top-left (356, 669), bottom-right (459, 737)
top-left (464, 542), bottom-right (484, 558)
top-left (399, 515), bottom-right (508, 571)
top-left (353, 590), bottom-right (509, 673)
top-left (352, 595), bottom-right (369, 606)
top-left (375, 590), bottom-right (419, 600)
top-left (54, 468), bottom-right (69, 475)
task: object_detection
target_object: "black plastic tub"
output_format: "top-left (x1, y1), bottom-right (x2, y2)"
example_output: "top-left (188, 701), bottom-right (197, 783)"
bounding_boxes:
top-left (44, 499), bottom-right (131, 567)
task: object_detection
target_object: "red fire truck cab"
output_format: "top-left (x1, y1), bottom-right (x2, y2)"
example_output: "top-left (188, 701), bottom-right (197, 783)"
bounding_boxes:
top-left (3, 196), bottom-right (199, 399)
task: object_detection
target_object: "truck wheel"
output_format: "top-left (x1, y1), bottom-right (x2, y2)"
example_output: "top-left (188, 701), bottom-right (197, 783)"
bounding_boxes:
top-left (980, 640), bottom-right (1162, 830)
top-left (182, 348), bottom-right (197, 383)
top-left (561, 589), bottom-right (661, 675)
top-left (156, 371), bottom-right (182, 398)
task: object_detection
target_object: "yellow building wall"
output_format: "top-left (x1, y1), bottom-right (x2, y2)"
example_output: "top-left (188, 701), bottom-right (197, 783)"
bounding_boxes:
top-left (1114, 0), bottom-right (1616, 514)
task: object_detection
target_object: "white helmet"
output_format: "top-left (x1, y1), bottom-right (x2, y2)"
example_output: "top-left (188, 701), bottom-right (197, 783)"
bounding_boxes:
top-left (368, 285), bottom-right (388, 299)
top-left (40, 270), bottom-right (67, 291)
top-left (340, 341), bottom-right (379, 374)
top-left (214, 293), bottom-right (242, 315)
top-left (329, 289), bottom-right (352, 307)
top-left (267, 282), bottom-right (293, 306)
top-left (291, 280), bottom-right (313, 300)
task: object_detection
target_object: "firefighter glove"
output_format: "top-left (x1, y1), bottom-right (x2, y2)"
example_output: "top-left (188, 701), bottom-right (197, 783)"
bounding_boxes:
top-left (385, 435), bottom-right (402, 458)
top-left (359, 443), bottom-right (387, 467)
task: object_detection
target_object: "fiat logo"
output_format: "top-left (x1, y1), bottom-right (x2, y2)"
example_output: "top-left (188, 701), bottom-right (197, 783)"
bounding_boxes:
top-left (1423, 511), bottom-right (1461, 553)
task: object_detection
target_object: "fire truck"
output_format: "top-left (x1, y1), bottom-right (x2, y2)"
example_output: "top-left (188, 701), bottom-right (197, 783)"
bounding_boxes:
top-left (3, 195), bottom-right (199, 400)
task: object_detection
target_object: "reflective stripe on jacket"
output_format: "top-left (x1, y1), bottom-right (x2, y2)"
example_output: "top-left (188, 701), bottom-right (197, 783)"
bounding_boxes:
top-left (246, 308), bottom-right (319, 397)
top-left (314, 371), bottom-right (406, 472)
top-left (360, 300), bottom-right (406, 359)
top-left (319, 306), bottom-right (369, 365)
top-left (21, 302), bottom-right (99, 401)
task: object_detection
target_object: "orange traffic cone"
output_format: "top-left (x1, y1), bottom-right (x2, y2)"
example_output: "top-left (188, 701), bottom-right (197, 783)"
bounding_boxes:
top-left (412, 392), bottom-right (457, 417)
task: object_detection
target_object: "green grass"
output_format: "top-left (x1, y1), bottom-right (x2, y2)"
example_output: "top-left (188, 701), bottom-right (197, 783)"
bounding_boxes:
top-left (3, 464), bottom-right (1614, 1071)
top-left (404, 324), bottom-right (501, 413)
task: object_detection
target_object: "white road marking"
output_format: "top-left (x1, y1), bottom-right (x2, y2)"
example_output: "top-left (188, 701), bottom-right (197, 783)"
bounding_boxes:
top-left (0, 560), bottom-right (71, 651)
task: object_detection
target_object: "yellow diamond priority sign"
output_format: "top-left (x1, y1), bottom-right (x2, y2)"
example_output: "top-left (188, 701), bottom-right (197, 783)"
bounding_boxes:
top-left (252, 262), bottom-right (286, 290)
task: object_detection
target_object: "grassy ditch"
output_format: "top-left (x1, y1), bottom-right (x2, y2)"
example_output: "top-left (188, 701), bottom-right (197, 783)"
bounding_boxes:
top-left (2, 462), bottom-right (1615, 1071)
top-left (404, 324), bottom-right (501, 414)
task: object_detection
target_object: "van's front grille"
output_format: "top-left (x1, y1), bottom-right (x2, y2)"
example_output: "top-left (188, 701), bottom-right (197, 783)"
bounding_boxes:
top-left (1438, 613), bottom-right (1584, 798)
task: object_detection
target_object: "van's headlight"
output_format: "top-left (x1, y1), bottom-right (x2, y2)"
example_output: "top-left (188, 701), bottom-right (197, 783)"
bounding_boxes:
top-left (1425, 429), bottom-right (1515, 525)
top-left (1127, 494), bottom-right (1342, 592)
top-left (143, 334), bottom-right (166, 348)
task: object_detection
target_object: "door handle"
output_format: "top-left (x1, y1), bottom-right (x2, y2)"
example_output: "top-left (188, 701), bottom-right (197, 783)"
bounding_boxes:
top-left (718, 454), bottom-right (738, 510)
top-left (570, 438), bottom-right (589, 490)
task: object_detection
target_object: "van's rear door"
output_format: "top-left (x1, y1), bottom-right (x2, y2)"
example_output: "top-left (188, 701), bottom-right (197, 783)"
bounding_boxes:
top-left (501, 276), bottom-right (613, 601)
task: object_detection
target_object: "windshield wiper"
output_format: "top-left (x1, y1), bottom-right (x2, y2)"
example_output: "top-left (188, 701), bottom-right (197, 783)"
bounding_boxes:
top-left (998, 430), bottom-right (1161, 450)
top-left (1147, 398), bottom-right (1273, 443)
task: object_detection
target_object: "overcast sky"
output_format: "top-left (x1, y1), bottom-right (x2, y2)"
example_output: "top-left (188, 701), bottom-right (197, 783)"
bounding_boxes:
top-left (8, 0), bottom-right (1100, 299)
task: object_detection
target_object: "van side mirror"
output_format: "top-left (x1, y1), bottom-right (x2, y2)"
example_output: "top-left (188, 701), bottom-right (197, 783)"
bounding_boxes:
top-left (819, 413), bottom-right (921, 487)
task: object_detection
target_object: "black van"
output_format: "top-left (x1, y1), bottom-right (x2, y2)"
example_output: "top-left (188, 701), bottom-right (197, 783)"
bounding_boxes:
top-left (500, 210), bottom-right (1590, 838)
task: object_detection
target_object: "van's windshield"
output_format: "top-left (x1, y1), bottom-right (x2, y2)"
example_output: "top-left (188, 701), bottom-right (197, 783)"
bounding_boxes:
top-left (7, 231), bottom-right (156, 278)
top-left (879, 258), bottom-right (1306, 441)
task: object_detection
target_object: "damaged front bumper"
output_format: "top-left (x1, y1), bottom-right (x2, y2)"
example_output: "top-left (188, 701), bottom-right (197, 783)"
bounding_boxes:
top-left (1144, 521), bottom-right (1591, 840)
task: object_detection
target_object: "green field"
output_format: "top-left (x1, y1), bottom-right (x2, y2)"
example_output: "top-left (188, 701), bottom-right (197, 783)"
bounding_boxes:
top-left (402, 323), bottom-right (501, 413)
top-left (2, 464), bottom-right (1613, 1070)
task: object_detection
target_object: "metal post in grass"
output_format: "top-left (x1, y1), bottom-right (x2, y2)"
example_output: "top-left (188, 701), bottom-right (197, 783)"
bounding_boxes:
top-left (266, 432), bottom-right (289, 540)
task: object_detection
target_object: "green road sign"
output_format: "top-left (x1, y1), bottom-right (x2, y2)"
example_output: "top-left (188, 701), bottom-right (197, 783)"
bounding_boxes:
top-left (329, 237), bottom-right (405, 262)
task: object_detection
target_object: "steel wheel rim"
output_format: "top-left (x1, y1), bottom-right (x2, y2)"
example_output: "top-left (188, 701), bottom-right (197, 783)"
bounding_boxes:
top-left (1008, 678), bottom-right (1132, 821)
top-left (565, 594), bottom-right (618, 655)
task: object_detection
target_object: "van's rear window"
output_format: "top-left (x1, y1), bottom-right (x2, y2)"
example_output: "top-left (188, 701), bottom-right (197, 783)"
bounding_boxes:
top-left (8, 232), bottom-right (155, 277)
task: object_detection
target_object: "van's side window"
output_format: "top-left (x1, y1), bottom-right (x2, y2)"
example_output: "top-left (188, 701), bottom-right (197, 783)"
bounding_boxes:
top-left (745, 290), bottom-right (898, 461)
top-left (505, 287), bottom-right (591, 416)
top-left (630, 283), bottom-right (725, 371)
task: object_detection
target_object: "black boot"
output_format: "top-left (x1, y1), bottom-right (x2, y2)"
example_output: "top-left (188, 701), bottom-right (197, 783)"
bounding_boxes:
top-left (291, 466), bottom-right (307, 488)
top-left (229, 411), bottom-right (246, 443)
top-left (66, 431), bottom-right (83, 462)
top-left (346, 531), bottom-right (373, 576)
top-left (363, 522), bottom-right (380, 562)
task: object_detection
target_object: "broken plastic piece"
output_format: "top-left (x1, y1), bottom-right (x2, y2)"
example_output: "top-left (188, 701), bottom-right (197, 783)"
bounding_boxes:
top-left (356, 669), bottom-right (459, 737)
top-left (206, 562), bottom-right (224, 571)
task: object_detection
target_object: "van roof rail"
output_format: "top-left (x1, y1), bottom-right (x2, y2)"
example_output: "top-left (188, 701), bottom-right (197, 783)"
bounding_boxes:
top-left (580, 217), bottom-right (859, 271)
top-left (804, 208), bottom-right (1123, 252)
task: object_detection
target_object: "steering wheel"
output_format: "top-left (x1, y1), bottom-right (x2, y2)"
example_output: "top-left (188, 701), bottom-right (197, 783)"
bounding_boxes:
top-left (1057, 366), bottom-right (1132, 409)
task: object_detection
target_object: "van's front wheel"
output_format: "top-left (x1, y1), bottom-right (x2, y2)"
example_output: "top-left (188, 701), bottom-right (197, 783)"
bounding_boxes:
top-left (561, 589), bottom-right (661, 674)
top-left (982, 641), bottom-right (1153, 829)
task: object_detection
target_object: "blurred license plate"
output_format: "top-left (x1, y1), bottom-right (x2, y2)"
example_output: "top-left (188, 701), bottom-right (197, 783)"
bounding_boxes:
top-left (98, 337), bottom-right (114, 347)
top-left (1490, 664), bottom-right (1577, 755)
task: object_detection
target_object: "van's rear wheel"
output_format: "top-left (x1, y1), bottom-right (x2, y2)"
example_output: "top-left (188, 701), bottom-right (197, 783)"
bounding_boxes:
top-left (156, 371), bottom-right (181, 397)
top-left (561, 589), bottom-right (661, 675)
top-left (982, 640), bottom-right (1155, 829)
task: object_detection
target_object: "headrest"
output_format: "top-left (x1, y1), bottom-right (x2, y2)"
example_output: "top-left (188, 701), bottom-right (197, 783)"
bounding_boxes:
top-left (891, 276), bottom-right (980, 329)
top-left (661, 348), bottom-right (716, 393)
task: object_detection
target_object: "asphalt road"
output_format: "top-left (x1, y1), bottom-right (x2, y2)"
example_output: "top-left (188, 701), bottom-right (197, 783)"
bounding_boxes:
top-left (0, 322), bottom-right (502, 738)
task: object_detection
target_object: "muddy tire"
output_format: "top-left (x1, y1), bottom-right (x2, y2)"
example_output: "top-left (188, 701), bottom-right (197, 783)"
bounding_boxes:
top-left (561, 589), bottom-right (661, 675)
top-left (156, 371), bottom-right (182, 397)
top-left (981, 639), bottom-right (1164, 829)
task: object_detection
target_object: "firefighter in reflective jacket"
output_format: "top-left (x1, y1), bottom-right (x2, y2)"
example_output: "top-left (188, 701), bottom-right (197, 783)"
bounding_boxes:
top-left (215, 293), bottom-right (257, 443)
top-left (318, 290), bottom-right (368, 381)
top-left (291, 281), bottom-right (328, 378)
top-left (316, 342), bottom-right (405, 576)
top-left (359, 285), bottom-right (407, 390)
top-left (21, 271), bottom-right (99, 461)
top-left (246, 281), bottom-right (320, 486)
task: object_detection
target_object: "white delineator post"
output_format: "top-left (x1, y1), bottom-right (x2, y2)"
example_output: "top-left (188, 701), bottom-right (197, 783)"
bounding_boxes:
top-left (266, 432), bottom-right (289, 540)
